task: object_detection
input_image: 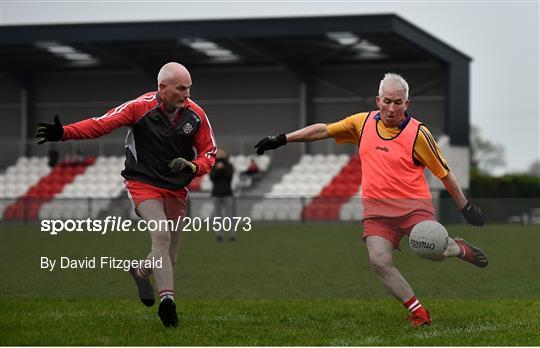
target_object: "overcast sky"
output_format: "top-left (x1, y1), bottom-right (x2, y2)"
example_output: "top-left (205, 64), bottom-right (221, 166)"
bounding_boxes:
top-left (1, 0), bottom-right (538, 174)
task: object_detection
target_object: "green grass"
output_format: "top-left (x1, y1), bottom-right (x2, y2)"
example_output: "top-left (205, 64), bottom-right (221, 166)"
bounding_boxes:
top-left (0, 223), bottom-right (539, 345)
top-left (1, 298), bottom-right (538, 345)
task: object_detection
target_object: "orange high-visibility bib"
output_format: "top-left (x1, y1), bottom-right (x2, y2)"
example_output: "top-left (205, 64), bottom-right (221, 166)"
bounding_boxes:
top-left (359, 111), bottom-right (434, 219)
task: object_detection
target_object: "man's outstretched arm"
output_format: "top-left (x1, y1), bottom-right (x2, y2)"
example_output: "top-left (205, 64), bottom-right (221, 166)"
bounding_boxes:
top-left (286, 123), bottom-right (330, 142)
top-left (440, 171), bottom-right (485, 226)
top-left (440, 171), bottom-right (467, 210)
top-left (255, 123), bottom-right (330, 155)
top-left (35, 93), bottom-right (155, 144)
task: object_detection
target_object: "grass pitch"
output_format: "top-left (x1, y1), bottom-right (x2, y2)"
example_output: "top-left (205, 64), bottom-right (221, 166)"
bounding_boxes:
top-left (0, 223), bottom-right (539, 345)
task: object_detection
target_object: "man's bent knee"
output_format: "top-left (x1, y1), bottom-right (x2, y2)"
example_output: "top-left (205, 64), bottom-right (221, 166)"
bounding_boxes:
top-left (369, 252), bottom-right (393, 274)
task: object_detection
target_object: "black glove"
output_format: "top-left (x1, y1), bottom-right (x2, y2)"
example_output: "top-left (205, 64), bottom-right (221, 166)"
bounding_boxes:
top-left (168, 157), bottom-right (197, 174)
top-left (461, 201), bottom-right (484, 226)
top-left (35, 115), bottom-right (64, 144)
top-left (254, 134), bottom-right (287, 155)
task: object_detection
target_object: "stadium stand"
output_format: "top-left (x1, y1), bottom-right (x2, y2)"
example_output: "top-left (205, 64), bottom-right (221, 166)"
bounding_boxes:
top-left (1, 152), bottom-right (452, 222)
top-left (339, 193), bottom-right (364, 221)
top-left (1, 157), bottom-right (52, 218)
top-left (39, 156), bottom-right (123, 220)
top-left (2, 157), bottom-right (95, 220)
top-left (250, 154), bottom-right (350, 220)
top-left (1, 154), bottom-right (271, 221)
top-left (303, 156), bottom-right (363, 221)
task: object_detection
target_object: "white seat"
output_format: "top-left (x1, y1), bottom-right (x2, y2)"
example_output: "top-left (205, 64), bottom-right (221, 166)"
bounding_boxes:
top-left (95, 173), bottom-right (109, 183)
top-left (17, 157), bottom-right (30, 165)
top-left (281, 173), bottom-right (296, 183)
top-left (95, 157), bottom-right (107, 165)
top-left (326, 154), bottom-right (338, 163)
top-left (14, 166), bottom-right (29, 176)
top-left (303, 173), bottom-right (320, 184)
top-left (313, 154), bottom-right (326, 163)
top-left (106, 163), bottom-right (118, 172)
top-left (73, 175), bottom-right (87, 184)
top-left (29, 157), bottom-right (41, 165)
top-left (338, 154), bottom-right (350, 163)
top-left (85, 166), bottom-right (98, 174)
top-left (299, 154), bottom-right (314, 164)
top-left (26, 165), bottom-right (42, 175)
top-left (15, 183), bottom-right (28, 194)
top-left (111, 186), bottom-right (124, 197)
top-left (4, 174), bottom-right (18, 184)
top-left (96, 165), bottom-right (110, 173)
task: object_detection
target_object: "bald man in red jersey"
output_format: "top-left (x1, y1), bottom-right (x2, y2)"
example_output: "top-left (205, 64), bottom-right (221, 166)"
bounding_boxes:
top-left (36, 62), bottom-right (217, 328)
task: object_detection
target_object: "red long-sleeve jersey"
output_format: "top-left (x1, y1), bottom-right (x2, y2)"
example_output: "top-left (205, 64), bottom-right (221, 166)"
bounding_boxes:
top-left (62, 91), bottom-right (217, 189)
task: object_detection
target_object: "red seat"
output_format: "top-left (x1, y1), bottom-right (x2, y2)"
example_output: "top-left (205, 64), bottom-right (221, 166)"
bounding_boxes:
top-left (2, 156), bottom-right (95, 221)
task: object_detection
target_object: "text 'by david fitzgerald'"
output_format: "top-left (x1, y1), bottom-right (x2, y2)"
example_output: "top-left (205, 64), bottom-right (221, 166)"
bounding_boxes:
top-left (40, 256), bottom-right (162, 272)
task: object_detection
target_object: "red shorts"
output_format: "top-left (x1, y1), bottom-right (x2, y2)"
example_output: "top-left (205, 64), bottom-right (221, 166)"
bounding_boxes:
top-left (362, 211), bottom-right (435, 249)
top-left (124, 180), bottom-right (188, 219)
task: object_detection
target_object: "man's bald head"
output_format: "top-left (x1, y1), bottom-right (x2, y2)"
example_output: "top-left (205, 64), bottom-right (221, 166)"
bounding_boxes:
top-left (157, 62), bottom-right (192, 112)
top-left (157, 62), bottom-right (191, 86)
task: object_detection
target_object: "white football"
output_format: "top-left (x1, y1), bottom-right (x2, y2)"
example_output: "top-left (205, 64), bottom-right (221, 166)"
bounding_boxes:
top-left (409, 220), bottom-right (449, 261)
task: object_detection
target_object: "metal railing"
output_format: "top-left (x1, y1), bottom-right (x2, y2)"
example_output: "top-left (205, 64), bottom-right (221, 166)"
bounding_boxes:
top-left (2, 195), bottom-right (538, 225)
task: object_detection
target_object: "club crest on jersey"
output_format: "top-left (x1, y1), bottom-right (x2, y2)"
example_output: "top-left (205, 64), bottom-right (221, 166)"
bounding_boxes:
top-left (183, 123), bottom-right (194, 134)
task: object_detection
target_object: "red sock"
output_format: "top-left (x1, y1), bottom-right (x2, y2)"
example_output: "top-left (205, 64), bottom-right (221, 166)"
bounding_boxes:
top-left (404, 296), bottom-right (423, 314)
top-left (457, 243), bottom-right (467, 259)
top-left (136, 264), bottom-right (153, 278)
top-left (158, 289), bottom-right (174, 302)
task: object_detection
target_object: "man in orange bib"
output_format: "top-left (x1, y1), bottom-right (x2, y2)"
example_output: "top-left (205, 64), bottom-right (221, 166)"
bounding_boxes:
top-left (254, 73), bottom-right (486, 327)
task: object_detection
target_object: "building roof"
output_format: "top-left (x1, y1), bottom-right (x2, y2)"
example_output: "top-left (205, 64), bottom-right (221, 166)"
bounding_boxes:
top-left (0, 14), bottom-right (470, 75)
top-left (0, 14), bottom-right (471, 145)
